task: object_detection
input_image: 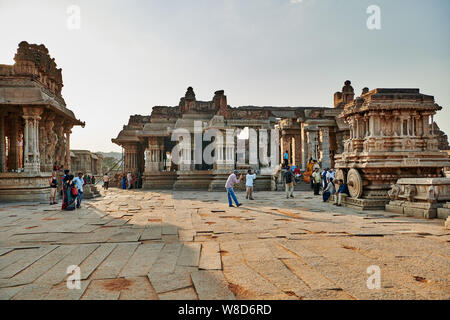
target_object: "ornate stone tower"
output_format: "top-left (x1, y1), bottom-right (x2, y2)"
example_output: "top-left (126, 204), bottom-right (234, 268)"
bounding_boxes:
top-left (334, 80), bottom-right (355, 108)
top-left (334, 88), bottom-right (450, 210)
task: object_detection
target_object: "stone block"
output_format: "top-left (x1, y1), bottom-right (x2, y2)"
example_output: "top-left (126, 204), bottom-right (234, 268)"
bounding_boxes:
top-left (437, 207), bottom-right (450, 220)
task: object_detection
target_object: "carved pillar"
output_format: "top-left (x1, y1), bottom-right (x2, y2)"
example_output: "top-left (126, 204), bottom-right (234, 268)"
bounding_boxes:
top-left (179, 135), bottom-right (192, 172)
top-left (53, 120), bottom-right (65, 168)
top-left (7, 114), bottom-right (20, 171)
top-left (301, 125), bottom-right (308, 170)
top-left (223, 130), bottom-right (235, 170)
top-left (213, 130), bottom-right (225, 170)
top-left (23, 107), bottom-right (43, 173)
top-left (44, 115), bottom-right (56, 172)
top-left (292, 134), bottom-right (302, 167)
top-left (320, 127), bottom-right (331, 169)
top-left (0, 111), bottom-right (5, 173)
top-left (422, 113), bottom-right (430, 137)
top-left (124, 143), bottom-right (138, 174)
top-left (145, 137), bottom-right (161, 172)
top-left (307, 129), bottom-right (318, 161)
top-left (368, 113), bottom-right (375, 137)
top-left (64, 127), bottom-right (72, 170)
top-left (431, 115), bottom-right (435, 136)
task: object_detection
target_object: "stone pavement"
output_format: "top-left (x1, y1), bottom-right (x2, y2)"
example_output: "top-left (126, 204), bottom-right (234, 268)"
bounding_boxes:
top-left (0, 188), bottom-right (449, 300)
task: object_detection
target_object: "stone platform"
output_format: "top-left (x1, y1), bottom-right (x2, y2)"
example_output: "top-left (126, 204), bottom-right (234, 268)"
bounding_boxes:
top-left (437, 202), bottom-right (450, 220)
top-left (386, 178), bottom-right (450, 219)
top-left (143, 172), bottom-right (177, 190)
top-left (0, 173), bottom-right (52, 202)
top-left (173, 171), bottom-right (213, 191)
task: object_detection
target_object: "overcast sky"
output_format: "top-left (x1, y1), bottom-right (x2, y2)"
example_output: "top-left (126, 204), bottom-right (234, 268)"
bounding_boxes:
top-left (1, 0), bottom-right (449, 152)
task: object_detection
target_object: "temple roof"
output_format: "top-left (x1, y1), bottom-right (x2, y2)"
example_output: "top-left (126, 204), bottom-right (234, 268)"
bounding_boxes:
top-left (0, 42), bottom-right (84, 126)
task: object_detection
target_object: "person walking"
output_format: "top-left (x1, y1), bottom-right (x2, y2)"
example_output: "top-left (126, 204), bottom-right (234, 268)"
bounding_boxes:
top-left (225, 170), bottom-right (243, 208)
top-left (284, 166), bottom-right (295, 199)
top-left (103, 173), bottom-right (110, 190)
top-left (245, 169), bottom-right (256, 200)
top-left (312, 168), bottom-right (321, 195)
top-left (49, 171), bottom-right (58, 205)
top-left (72, 172), bottom-right (85, 209)
top-left (322, 177), bottom-right (335, 202)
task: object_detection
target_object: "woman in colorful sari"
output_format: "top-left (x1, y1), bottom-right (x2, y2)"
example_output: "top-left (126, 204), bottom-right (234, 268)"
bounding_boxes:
top-left (303, 158), bottom-right (314, 184)
top-left (62, 175), bottom-right (77, 211)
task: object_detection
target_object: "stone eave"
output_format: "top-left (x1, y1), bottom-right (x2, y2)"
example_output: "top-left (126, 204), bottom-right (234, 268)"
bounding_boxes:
top-left (0, 85), bottom-right (84, 126)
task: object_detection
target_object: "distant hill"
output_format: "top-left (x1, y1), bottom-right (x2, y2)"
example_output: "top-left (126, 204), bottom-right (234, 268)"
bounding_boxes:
top-left (96, 152), bottom-right (122, 160)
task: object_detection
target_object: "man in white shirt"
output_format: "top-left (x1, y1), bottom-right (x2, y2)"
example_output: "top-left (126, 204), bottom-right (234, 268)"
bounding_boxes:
top-left (245, 169), bottom-right (257, 200)
top-left (72, 172), bottom-right (85, 209)
top-left (326, 169), bottom-right (332, 184)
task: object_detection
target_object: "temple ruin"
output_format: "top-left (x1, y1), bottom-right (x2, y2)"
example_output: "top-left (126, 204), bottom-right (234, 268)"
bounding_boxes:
top-left (334, 88), bottom-right (450, 210)
top-left (70, 150), bottom-right (103, 177)
top-left (112, 86), bottom-right (350, 191)
top-left (0, 42), bottom-right (84, 201)
top-left (113, 82), bottom-right (450, 214)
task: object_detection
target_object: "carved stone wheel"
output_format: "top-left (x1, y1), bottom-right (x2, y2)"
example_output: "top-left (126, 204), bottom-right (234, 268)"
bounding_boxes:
top-left (347, 169), bottom-right (363, 199)
top-left (335, 169), bottom-right (345, 183)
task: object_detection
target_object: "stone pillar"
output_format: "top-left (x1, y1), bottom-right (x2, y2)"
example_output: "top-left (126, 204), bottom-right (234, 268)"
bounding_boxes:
top-left (213, 131), bottom-right (225, 170)
top-left (431, 115), bottom-right (435, 136)
top-left (23, 107), bottom-right (43, 173)
top-left (7, 114), bottom-right (20, 171)
top-left (124, 144), bottom-right (139, 174)
top-left (179, 135), bottom-right (192, 172)
top-left (292, 134), bottom-right (302, 167)
top-left (422, 114), bottom-right (430, 137)
top-left (0, 111), bottom-right (5, 172)
top-left (223, 130), bottom-right (235, 170)
top-left (145, 137), bottom-right (161, 172)
top-left (320, 127), bottom-right (331, 169)
top-left (308, 129), bottom-right (318, 161)
top-left (369, 114), bottom-right (375, 137)
top-left (301, 126), bottom-right (308, 170)
top-left (64, 128), bottom-right (72, 170)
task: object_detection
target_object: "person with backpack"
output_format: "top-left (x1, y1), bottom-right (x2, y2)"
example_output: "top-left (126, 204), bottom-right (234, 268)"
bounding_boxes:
top-left (284, 166), bottom-right (295, 199)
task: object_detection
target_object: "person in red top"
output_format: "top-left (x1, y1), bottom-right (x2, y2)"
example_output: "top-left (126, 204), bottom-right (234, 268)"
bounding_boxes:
top-left (293, 166), bottom-right (301, 183)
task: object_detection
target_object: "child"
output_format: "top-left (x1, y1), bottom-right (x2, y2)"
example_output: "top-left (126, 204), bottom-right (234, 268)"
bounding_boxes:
top-left (246, 169), bottom-right (257, 200)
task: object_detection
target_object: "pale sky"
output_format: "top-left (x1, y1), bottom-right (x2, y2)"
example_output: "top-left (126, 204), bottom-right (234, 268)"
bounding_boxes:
top-left (1, 0), bottom-right (449, 152)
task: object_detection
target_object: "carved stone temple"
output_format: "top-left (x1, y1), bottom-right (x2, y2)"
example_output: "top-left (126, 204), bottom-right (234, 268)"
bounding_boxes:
top-left (112, 86), bottom-right (350, 191)
top-left (0, 42), bottom-right (84, 201)
top-left (113, 82), bottom-right (450, 215)
top-left (334, 88), bottom-right (450, 210)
